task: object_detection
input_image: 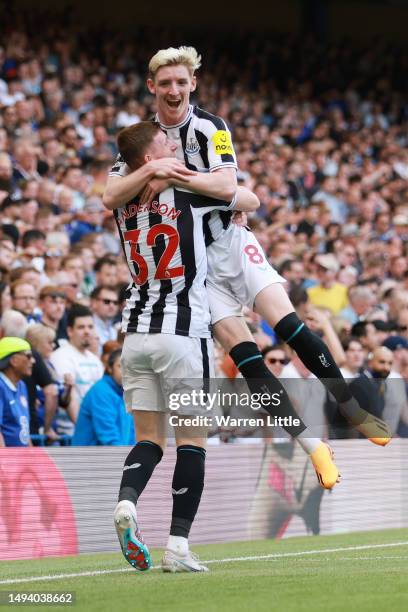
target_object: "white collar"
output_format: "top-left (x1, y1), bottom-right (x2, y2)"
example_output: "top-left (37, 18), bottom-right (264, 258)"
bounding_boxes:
top-left (0, 371), bottom-right (17, 391)
top-left (157, 105), bottom-right (193, 130)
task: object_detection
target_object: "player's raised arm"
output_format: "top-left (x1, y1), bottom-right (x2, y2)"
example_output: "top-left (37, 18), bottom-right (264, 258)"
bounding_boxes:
top-left (173, 166), bottom-right (237, 202)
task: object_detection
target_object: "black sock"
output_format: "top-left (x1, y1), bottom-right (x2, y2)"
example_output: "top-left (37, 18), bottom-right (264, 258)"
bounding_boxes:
top-left (118, 440), bottom-right (163, 505)
top-left (229, 341), bottom-right (307, 438)
top-left (170, 445), bottom-right (206, 538)
top-left (275, 312), bottom-right (352, 403)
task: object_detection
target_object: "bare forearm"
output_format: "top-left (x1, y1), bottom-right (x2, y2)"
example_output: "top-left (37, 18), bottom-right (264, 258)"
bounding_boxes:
top-left (103, 165), bottom-right (155, 210)
top-left (67, 395), bottom-right (80, 424)
top-left (0, 432), bottom-right (5, 447)
top-left (173, 169), bottom-right (237, 202)
top-left (44, 386), bottom-right (58, 433)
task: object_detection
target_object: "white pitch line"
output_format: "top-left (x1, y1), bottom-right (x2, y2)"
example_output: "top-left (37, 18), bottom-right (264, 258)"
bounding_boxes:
top-left (335, 556), bottom-right (408, 561)
top-left (1, 540), bottom-right (408, 586)
top-left (204, 540), bottom-right (408, 564)
top-left (0, 567), bottom-right (134, 586)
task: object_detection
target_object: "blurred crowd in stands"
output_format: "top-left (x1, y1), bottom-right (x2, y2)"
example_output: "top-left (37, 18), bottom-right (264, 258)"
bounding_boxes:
top-left (0, 17), bottom-right (407, 446)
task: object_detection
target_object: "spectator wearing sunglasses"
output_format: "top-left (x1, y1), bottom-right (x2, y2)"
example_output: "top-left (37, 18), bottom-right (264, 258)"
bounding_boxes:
top-left (0, 309), bottom-right (59, 440)
top-left (90, 285), bottom-right (120, 349)
top-left (0, 336), bottom-right (34, 447)
top-left (261, 344), bottom-right (288, 378)
top-left (43, 247), bottom-right (63, 284)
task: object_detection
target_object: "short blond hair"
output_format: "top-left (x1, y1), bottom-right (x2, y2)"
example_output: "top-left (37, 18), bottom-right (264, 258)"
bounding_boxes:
top-left (26, 324), bottom-right (55, 352)
top-left (148, 46), bottom-right (201, 79)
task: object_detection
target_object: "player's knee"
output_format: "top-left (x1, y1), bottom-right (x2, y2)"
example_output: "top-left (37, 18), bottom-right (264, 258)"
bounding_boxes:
top-left (214, 316), bottom-right (253, 352)
top-left (133, 411), bottom-right (167, 450)
top-left (136, 435), bottom-right (167, 452)
top-left (254, 284), bottom-right (294, 326)
top-left (175, 436), bottom-right (207, 450)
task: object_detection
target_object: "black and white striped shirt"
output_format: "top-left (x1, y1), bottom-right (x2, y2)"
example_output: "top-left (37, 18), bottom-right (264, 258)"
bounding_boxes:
top-left (109, 105), bottom-right (238, 246)
top-left (114, 187), bottom-right (235, 338)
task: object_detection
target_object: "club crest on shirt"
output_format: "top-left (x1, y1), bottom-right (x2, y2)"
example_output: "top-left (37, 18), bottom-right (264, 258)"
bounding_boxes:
top-left (185, 138), bottom-right (200, 155)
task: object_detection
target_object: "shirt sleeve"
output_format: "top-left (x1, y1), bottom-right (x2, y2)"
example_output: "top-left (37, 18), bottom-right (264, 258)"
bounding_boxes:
top-left (175, 187), bottom-right (236, 213)
top-left (201, 116), bottom-right (238, 172)
top-left (32, 351), bottom-right (54, 388)
top-left (109, 153), bottom-right (130, 177)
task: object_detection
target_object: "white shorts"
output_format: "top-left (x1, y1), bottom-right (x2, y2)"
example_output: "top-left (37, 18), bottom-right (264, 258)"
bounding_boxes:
top-left (206, 225), bottom-right (285, 324)
top-left (121, 333), bottom-right (214, 415)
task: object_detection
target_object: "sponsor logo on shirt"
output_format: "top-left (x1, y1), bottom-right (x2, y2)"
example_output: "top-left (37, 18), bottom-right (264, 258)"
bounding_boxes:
top-left (212, 130), bottom-right (233, 155)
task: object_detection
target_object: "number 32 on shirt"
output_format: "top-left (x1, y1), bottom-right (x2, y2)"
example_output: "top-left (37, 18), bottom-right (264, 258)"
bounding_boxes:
top-left (124, 224), bottom-right (185, 285)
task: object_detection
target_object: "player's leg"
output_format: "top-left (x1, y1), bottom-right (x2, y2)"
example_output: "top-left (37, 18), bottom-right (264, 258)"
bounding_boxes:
top-left (155, 335), bottom-right (212, 572)
top-left (214, 313), bottom-right (312, 443)
top-left (212, 226), bottom-right (390, 445)
top-left (114, 410), bottom-right (166, 572)
top-left (114, 333), bottom-right (167, 571)
top-left (213, 314), bottom-right (339, 489)
top-left (118, 411), bottom-right (166, 506)
top-left (254, 283), bottom-right (391, 445)
top-left (162, 421), bottom-right (209, 572)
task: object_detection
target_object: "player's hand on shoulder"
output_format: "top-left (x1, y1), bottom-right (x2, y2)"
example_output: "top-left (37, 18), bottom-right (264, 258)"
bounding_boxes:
top-left (141, 160), bottom-right (198, 203)
top-left (139, 178), bottom-right (171, 204)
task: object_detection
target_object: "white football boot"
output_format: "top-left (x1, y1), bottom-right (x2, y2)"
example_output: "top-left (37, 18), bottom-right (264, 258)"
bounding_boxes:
top-left (162, 548), bottom-right (209, 573)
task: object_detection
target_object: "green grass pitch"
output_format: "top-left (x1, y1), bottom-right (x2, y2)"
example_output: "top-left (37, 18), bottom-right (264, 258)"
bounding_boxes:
top-left (1, 529), bottom-right (408, 611)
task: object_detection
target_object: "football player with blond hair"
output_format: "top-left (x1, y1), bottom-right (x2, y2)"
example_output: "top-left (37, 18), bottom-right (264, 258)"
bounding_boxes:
top-left (104, 45), bottom-right (391, 570)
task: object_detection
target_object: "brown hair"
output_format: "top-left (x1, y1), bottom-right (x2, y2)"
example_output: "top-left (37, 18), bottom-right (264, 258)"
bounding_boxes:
top-left (10, 278), bottom-right (38, 298)
top-left (117, 121), bottom-right (161, 170)
top-left (9, 266), bottom-right (41, 285)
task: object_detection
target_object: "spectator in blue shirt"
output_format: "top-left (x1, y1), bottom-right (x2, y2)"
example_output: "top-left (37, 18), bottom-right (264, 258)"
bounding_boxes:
top-left (72, 349), bottom-right (134, 446)
top-left (66, 196), bottom-right (105, 244)
top-left (0, 337), bottom-right (34, 447)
